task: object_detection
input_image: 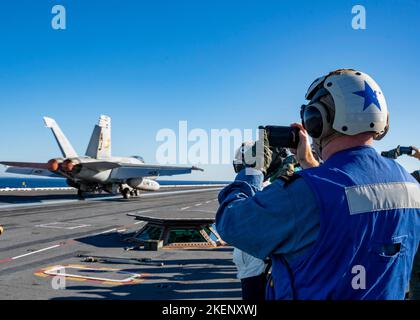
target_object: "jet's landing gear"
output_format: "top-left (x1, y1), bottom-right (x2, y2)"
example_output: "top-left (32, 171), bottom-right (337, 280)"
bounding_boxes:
top-left (121, 188), bottom-right (140, 199)
top-left (130, 189), bottom-right (141, 198)
top-left (77, 189), bottom-right (86, 200)
top-left (122, 188), bottom-right (131, 200)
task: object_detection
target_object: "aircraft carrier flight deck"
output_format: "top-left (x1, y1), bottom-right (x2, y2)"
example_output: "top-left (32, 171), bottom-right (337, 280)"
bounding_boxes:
top-left (0, 186), bottom-right (241, 300)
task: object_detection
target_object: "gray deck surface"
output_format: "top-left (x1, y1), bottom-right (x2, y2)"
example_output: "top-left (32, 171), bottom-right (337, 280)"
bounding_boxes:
top-left (0, 186), bottom-right (241, 300)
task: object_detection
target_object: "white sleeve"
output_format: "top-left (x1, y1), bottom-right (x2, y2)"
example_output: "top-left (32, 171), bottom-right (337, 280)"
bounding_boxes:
top-left (232, 248), bottom-right (266, 280)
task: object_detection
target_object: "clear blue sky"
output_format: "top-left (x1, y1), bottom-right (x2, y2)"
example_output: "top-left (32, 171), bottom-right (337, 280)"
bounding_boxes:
top-left (0, 0), bottom-right (419, 180)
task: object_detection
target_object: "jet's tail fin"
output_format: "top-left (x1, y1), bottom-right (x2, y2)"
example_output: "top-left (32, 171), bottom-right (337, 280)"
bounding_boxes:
top-left (43, 117), bottom-right (78, 158)
top-left (85, 115), bottom-right (112, 159)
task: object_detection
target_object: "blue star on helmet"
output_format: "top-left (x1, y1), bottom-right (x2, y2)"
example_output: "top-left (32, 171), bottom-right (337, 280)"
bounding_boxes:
top-left (353, 81), bottom-right (381, 111)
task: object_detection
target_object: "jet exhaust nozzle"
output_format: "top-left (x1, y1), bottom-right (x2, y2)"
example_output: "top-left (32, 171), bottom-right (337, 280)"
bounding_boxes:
top-left (62, 159), bottom-right (76, 172)
top-left (47, 159), bottom-right (62, 172)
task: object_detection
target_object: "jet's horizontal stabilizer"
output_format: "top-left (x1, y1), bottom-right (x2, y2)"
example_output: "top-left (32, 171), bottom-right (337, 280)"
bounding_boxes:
top-left (43, 117), bottom-right (78, 158)
top-left (86, 115), bottom-right (112, 159)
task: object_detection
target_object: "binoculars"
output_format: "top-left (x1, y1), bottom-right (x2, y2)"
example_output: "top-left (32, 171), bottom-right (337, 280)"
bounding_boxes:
top-left (381, 146), bottom-right (413, 159)
top-left (259, 126), bottom-right (300, 149)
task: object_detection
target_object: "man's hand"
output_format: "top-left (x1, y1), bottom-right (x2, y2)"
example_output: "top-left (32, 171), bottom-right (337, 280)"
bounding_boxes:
top-left (234, 133), bottom-right (273, 175)
top-left (410, 146), bottom-right (420, 160)
top-left (233, 141), bottom-right (254, 173)
top-left (290, 123), bottom-right (319, 169)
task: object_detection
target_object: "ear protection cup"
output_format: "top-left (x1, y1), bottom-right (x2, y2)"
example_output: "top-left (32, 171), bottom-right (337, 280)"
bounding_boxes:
top-left (301, 102), bottom-right (332, 139)
top-left (374, 112), bottom-right (390, 141)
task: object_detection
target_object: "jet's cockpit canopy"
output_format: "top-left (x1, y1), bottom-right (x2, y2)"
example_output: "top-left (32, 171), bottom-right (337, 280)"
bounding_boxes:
top-left (132, 156), bottom-right (145, 163)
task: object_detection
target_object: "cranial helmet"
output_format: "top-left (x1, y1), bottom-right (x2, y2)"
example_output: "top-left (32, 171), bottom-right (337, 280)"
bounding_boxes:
top-left (233, 141), bottom-right (255, 173)
top-left (300, 69), bottom-right (389, 154)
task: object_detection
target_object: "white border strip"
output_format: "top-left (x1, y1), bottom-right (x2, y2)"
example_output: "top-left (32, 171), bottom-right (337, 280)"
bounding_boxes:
top-left (346, 182), bottom-right (420, 215)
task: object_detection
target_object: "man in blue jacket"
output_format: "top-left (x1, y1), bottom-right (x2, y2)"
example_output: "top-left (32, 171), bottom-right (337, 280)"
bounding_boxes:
top-left (216, 69), bottom-right (420, 300)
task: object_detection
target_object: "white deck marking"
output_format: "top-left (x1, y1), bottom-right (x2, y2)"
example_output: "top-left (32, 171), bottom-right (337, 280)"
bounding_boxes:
top-left (44, 265), bottom-right (142, 283)
top-left (135, 210), bottom-right (153, 214)
top-left (36, 222), bottom-right (91, 230)
top-left (192, 209), bottom-right (215, 214)
top-left (12, 244), bottom-right (61, 260)
top-left (96, 228), bottom-right (117, 235)
top-left (180, 206), bottom-right (191, 211)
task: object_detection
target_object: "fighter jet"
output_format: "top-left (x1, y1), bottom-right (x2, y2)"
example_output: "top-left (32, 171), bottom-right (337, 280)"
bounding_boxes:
top-left (1, 115), bottom-right (203, 199)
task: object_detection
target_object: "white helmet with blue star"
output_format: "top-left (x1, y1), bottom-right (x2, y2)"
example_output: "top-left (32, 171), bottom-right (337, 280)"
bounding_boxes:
top-left (302, 69), bottom-right (389, 140)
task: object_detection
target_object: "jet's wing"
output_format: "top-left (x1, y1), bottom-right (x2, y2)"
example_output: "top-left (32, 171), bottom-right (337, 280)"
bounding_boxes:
top-left (79, 162), bottom-right (203, 175)
top-left (110, 164), bottom-right (204, 180)
top-left (3, 166), bottom-right (60, 178)
top-left (0, 161), bottom-right (48, 169)
top-left (0, 162), bottom-right (61, 178)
